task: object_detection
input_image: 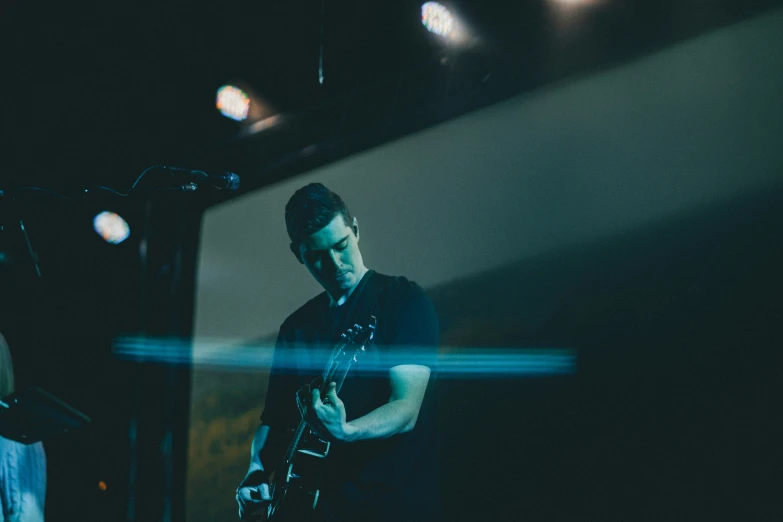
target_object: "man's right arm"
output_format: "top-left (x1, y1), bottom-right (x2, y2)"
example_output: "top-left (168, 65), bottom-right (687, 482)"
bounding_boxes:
top-left (241, 424), bottom-right (272, 487)
top-left (236, 325), bottom-right (294, 519)
top-left (236, 425), bottom-right (274, 519)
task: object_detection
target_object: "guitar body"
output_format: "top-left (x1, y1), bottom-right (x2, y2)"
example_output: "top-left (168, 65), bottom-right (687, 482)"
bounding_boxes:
top-left (266, 319), bottom-right (376, 522)
top-left (266, 428), bottom-right (329, 522)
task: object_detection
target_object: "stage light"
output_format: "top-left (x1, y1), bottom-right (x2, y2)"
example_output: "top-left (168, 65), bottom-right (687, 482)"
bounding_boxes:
top-left (421, 2), bottom-right (454, 37)
top-left (216, 85), bottom-right (250, 121)
top-left (93, 211), bottom-right (130, 245)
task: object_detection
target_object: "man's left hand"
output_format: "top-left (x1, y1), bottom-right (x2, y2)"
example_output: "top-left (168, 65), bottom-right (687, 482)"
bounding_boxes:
top-left (306, 382), bottom-right (356, 442)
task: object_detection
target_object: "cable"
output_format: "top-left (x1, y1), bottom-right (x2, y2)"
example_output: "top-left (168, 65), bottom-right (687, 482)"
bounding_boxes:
top-left (10, 187), bottom-right (72, 200)
top-left (92, 186), bottom-right (130, 197)
top-left (131, 164), bottom-right (165, 189)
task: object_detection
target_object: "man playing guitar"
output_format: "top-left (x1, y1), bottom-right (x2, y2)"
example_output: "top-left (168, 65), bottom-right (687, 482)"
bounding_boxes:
top-left (236, 183), bottom-right (440, 522)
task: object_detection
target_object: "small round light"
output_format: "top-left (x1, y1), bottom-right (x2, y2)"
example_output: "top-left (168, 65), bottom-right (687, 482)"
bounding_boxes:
top-left (93, 211), bottom-right (130, 245)
top-left (216, 85), bottom-right (250, 121)
top-left (421, 2), bottom-right (454, 37)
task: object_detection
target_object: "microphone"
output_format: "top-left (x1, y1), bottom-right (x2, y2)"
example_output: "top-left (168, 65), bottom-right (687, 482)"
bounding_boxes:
top-left (161, 166), bottom-right (241, 191)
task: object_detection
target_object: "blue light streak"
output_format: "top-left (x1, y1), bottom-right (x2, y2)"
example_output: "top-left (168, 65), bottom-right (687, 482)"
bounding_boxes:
top-left (113, 338), bottom-right (576, 377)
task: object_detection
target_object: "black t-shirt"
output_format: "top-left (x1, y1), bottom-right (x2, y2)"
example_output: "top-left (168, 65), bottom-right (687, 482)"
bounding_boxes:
top-left (260, 270), bottom-right (440, 521)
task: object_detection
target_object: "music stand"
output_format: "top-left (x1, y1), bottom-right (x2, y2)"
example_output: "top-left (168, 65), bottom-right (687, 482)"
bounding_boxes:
top-left (0, 386), bottom-right (90, 444)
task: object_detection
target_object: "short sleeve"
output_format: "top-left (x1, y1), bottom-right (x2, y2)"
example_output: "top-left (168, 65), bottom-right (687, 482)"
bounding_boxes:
top-left (376, 279), bottom-right (439, 372)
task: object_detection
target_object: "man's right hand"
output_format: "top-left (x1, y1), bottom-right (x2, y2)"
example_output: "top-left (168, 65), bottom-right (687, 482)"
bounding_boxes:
top-left (236, 483), bottom-right (272, 520)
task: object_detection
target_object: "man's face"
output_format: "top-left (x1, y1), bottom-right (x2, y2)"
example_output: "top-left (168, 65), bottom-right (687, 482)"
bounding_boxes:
top-left (296, 215), bottom-right (365, 299)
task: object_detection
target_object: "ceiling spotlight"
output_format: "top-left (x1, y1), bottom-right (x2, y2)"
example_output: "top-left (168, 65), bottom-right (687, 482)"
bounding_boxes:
top-left (421, 2), bottom-right (454, 38)
top-left (216, 85), bottom-right (250, 121)
top-left (93, 211), bottom-right (130, 245)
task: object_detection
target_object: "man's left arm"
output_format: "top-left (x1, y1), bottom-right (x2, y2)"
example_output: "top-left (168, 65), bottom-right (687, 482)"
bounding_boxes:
top-left (313, 364), bottom-right (431, 442)
top-left (309, 280), bottom-right (438, 442)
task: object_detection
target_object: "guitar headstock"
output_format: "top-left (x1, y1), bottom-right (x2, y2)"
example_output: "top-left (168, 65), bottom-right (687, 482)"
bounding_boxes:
top-left (338, 315), bottom-right (377, 347)
top-left (323, 316), bottom-right (376, 390)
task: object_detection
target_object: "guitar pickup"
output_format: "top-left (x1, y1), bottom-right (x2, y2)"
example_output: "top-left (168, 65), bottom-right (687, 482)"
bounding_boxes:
top-left (297, 439), bottom-right (331, 458)
top-left (296, 448), bottom-right (327, 458)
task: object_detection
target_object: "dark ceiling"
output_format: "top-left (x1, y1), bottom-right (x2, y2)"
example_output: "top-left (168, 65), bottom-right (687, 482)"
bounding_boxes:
top-left (1, 0), bottom-right (781, 196)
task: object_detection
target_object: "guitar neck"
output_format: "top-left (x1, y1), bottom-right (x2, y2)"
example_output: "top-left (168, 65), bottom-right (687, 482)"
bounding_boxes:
top-left (320, 339), bottom-right (350, 395)
top-left (283, 319), bottom-right (375, 463)
top-left (282, 418), bottom-right (309, 464)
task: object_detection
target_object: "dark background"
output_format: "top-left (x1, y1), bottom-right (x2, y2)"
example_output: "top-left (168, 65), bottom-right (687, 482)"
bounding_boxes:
top-left (1, 1), bottom-right (782, 521)
top-left (432, 188), bottom-right (783, 520)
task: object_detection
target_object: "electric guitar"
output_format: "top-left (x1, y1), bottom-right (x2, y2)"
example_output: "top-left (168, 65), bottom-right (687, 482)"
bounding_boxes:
top-left (265, 317), bottom-right (377, 522)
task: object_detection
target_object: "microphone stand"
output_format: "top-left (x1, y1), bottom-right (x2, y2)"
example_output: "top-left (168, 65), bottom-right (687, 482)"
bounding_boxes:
top-left (1, 165), bottom-right (221, 522)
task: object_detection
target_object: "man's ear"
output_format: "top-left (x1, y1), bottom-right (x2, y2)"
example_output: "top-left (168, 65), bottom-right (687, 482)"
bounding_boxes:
top-left (352, 217), bottom-right (359, 239)
top-left (290, 243), bottom-right (304, 264)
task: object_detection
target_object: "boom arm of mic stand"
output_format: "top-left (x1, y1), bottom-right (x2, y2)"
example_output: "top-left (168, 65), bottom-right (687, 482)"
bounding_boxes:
top-left (81, 183), bottom-right (200, 198)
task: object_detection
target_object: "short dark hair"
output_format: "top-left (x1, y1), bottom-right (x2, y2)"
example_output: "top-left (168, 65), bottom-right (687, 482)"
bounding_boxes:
top-left (285, 183), bottom-right (353, 244)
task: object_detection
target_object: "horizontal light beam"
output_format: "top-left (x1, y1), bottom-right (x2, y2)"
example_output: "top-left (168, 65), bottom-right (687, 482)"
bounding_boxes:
top-left (113, 337), bottom-right (575, 377)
